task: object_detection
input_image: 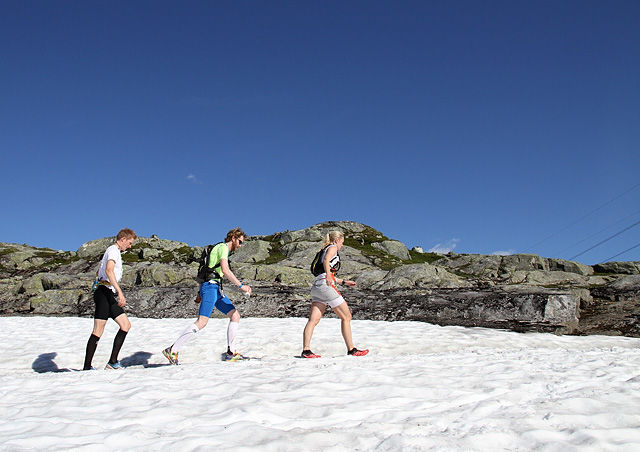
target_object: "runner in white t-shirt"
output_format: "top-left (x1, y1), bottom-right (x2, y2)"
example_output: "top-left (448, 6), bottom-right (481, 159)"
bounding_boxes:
top-left (82, 228), bottom-right (136, 370)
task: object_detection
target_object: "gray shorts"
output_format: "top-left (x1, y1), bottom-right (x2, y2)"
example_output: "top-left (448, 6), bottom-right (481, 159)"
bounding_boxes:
top-left (311, 277), bottom-right (345, 308)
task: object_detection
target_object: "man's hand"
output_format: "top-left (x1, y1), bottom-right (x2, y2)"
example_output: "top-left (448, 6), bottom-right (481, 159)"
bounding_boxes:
top-left (195, 292), bottom-right (202, 304)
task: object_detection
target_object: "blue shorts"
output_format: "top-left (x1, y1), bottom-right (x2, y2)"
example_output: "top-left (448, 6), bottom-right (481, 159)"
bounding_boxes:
top-left (199, 282), bottom-right (236, 317)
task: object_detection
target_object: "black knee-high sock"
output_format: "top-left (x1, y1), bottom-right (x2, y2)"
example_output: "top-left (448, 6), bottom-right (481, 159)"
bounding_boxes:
top-left (83, 334), bottom-right (100, 370)
top-left (109, 329), bottom-right (128, 364)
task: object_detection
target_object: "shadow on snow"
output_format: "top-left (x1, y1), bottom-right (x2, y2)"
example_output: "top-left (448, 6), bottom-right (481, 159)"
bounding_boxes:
top-left (32, 351), bottom-right (170, 373)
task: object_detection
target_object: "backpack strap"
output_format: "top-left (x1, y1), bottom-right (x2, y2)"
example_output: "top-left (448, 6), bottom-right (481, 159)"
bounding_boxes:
top-left (312, 244), bottom-right (339, 276)
top-left (205, 242), bottom-right (224, 283)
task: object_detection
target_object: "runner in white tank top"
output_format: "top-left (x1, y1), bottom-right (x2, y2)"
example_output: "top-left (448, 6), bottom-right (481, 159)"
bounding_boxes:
top-left (302, 231), bottom-right (369, 359)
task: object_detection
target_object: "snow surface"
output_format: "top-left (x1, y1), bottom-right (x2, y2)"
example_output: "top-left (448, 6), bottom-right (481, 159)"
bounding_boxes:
top-left (1, 316), bottom-right (640, 451)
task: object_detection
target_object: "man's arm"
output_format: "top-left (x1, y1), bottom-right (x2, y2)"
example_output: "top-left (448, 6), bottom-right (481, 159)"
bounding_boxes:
top-left (220, 258), bottom-right (252, 295)
top-left (105, 260), bottom-right (126, 306)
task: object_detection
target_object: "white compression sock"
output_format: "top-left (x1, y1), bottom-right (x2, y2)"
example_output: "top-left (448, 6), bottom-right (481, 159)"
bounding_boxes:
top-left (227, 321), bottom-right (239, 352)
top-left (172, 323), bottom-right (200, 352)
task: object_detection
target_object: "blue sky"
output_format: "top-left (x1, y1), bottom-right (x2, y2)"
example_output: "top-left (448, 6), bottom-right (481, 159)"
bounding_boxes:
top-left (1, 1), bottom-right (638, 265)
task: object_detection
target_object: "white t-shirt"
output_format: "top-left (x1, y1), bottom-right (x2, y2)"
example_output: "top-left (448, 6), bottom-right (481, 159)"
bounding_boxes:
top-left (98, 244), bottom-right (123, 292)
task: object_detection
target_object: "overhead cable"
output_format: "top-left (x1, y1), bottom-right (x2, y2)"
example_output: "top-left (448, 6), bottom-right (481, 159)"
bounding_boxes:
top-left (600, 242), bottom-right (640, 263)
top-left (569, 219), bottom-right (640, 260)
top-left (523, 182), bottom-right (640, 253)
top-left (556, 209), bottom-right (640, 255)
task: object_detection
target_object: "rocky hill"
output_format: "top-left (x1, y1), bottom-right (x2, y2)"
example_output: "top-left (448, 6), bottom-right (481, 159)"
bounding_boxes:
top-left (1, 221), bottom-right (639, 336)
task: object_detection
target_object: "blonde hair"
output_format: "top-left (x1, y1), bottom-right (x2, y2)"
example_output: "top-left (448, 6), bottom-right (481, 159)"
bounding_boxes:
top-left (321, 231), bottom-right (344, 249)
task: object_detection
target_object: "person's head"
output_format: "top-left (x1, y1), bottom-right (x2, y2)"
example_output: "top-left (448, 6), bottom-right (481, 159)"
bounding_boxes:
top-left (116, 228), bottom-right (137, 251)
top-left (225, 227), bottom-right (248, 251)
top-left (322, 231), bottom-right (345, 250)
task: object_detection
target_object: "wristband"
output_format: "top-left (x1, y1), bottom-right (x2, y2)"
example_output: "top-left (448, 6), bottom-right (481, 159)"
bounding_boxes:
top-left (239, 283), bottom-right (244, 288)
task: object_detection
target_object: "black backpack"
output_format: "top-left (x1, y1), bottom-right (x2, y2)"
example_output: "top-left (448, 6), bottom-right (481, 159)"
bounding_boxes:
top-left (196, 243), bottom-right (223, 283)
top-left (310, 245), bottom-right (340, 276)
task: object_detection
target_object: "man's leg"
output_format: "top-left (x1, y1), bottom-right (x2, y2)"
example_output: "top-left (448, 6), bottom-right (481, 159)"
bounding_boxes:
top-left (108, 313), bottom-right (131, 365)
top-left (172, 316), bottom-right (209, 352)
top-left (171, 283), bottom-right (216, 354)
top-left (226, 309), bottom-right (240, 353)
top-left (83, 319), bottom-right (106, 370)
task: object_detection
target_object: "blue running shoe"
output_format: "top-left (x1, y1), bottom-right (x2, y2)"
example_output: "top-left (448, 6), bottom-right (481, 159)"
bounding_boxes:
top-left (105, 361), bottom-right (125, 370)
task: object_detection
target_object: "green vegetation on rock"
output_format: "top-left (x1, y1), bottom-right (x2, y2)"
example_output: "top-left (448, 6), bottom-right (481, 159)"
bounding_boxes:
top-left (408, 249), bottom-right (444, 265)
top-left (123, 243), bottom-right (196, 264)
top-left (0, 246), bottom-right (17, 257)
top-left (254, 235), bottom-right (287, 265)
top-left (37, 254), bottom-right (81, 270)
top-left (345, 238), bottom-right (403, 270)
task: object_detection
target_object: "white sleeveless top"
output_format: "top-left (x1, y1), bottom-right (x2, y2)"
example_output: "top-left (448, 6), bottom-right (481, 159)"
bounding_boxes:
top-left (314, 244), bottom-right (340, 281)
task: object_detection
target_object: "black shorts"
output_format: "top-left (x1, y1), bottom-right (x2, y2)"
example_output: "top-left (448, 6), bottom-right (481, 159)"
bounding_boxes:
top-left (94, 285), bottom-right (125, 320)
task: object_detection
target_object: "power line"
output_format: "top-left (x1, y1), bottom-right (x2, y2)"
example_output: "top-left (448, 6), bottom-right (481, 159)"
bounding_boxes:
top-left (556, 209), bottom-right (640, 255)
top-left (600, 242), bottom-right (640, 263)
top-left (569, 219), bottom-right (640, 260)
top-left (523, 182), bottom-right (640, 253)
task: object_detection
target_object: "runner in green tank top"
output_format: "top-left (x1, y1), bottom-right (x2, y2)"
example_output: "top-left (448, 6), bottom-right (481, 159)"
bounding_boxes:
top-left (163, 228), bottom-right (252, 364)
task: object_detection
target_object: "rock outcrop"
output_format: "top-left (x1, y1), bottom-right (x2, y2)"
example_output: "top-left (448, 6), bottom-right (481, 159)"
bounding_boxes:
top-left (1, 221), bottom-right (638, 336)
